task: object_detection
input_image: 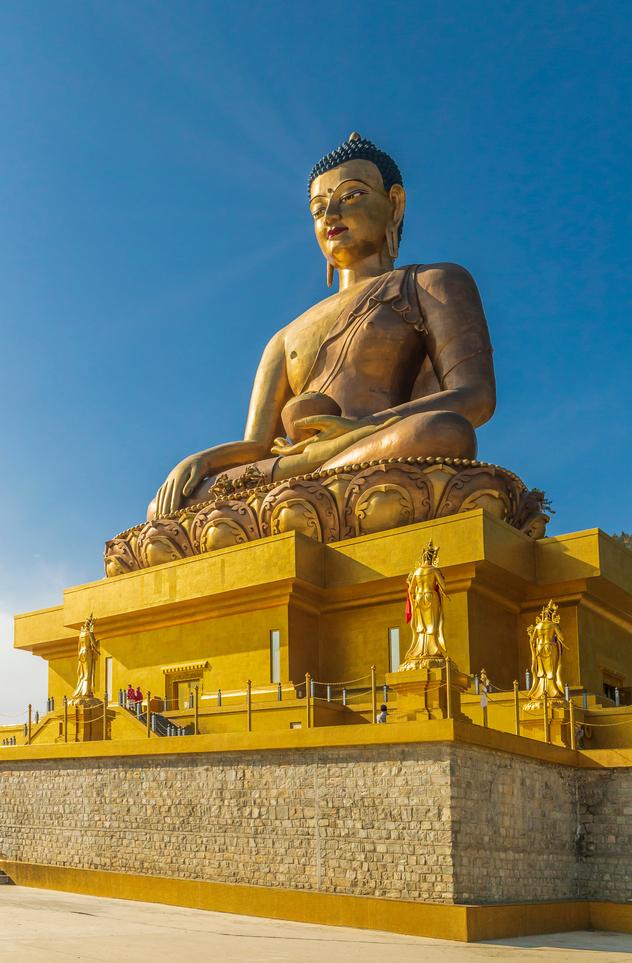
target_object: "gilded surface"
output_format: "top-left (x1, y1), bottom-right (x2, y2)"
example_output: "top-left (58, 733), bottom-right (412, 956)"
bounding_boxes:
top-left (400, 540), bottom-right (449, 669)
top-left (104, 457), bottom-right (548, 576)
top-left (71, 615), bottom-right (99, 705)
top-left (526, 600), bottom-right (567, 707)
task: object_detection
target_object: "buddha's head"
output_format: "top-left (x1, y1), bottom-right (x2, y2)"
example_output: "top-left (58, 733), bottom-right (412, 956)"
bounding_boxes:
top-left (308, 133), bottom-right (406, 284)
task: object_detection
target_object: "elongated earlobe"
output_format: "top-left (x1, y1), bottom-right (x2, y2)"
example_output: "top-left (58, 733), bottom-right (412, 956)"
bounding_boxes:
top-left (386, 227), bottom-right (399, 261)
top-left (327, 261), bottom-right (334, 287)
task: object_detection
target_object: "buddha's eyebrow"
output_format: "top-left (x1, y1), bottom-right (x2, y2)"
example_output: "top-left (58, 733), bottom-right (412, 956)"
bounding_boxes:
top-left (310, 179), bottom-right (373, 204)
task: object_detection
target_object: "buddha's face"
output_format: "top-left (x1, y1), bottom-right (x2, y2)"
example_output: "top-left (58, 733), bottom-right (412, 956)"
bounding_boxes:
top-left (309, 159), bottom-right (405, 270)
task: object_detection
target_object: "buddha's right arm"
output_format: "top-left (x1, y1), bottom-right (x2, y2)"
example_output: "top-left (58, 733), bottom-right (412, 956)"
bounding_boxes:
top-left (154, 331), bottom-right (290, 516)
top-left (185, 327), bottom-right (292, 474)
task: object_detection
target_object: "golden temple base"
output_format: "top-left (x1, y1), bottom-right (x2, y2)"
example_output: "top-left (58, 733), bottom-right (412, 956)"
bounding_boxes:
top-left (12, 507), bottom-right (632, 752)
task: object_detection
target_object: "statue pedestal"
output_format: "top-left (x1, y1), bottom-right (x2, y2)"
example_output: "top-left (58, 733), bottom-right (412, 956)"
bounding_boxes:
top-left (521, 701), bottom-right (575, 748)
top-left (71, 699), bottom-right (104, 742)
top-left (386, 662), bottom-right (470, 722)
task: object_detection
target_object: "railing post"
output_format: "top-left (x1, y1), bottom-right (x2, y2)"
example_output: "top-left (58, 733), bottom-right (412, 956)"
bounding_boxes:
top-left (194, 685), bottom-right (199, 735)
top-left (569, 698), bottom-right (577, 750)
top-left (445, 659), bottom-right (452, 720)
top-left (342, 687), bottom-right (347, 707)
top-left (217, 688), bottom-right (222, 707)
top-left (74, 704), bottom-right (79, 742)
top-left (513, 681), bottom-right (520, 735)
top-left (277, 682), bottom-right (282, 702)
top-left (371, 665), bottom-right (377, 723)
top-left (103, 690), bottom-right (108, 740)
top-left (246, 680), bottom-right (252, 732)
top-left (305, 672), bottom-right (311, 729)
top-left (146, 691), bottom-right (151, 738)
top-left (27, 704), bottom-right (32, 745)
top-left (326, 684), bottom-right (331, 703)
top-left (543, 690), bottom-right (550, 743)
top-left (63, 695), bottom-right (68, 743)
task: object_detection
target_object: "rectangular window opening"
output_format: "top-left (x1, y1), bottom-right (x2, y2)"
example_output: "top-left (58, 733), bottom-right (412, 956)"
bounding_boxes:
top-left (105, 657), bottom-right (113, 700)
top-left (388, 627), bottom-right (400, 673)
top-left (270, 630), bottom-right (281, 684)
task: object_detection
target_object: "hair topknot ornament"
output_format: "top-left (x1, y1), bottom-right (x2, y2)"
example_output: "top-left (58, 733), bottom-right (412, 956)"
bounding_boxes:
top-left (308, 131), bottom-right (404, 196)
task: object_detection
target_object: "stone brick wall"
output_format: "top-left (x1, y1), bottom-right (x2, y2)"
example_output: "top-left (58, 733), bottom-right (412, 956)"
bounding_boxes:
top-left (578, 768), bottom-right (632, 902)
top-left (0, 745), bottom-right (455, 902)
top-left (450, 745), bottom-right (579, 902)
top-left (0, 743), bottom-right (629, 904)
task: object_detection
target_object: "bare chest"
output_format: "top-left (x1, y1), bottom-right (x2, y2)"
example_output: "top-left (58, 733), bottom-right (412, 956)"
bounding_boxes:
top-left (284, 292), bottom-right (359, 394)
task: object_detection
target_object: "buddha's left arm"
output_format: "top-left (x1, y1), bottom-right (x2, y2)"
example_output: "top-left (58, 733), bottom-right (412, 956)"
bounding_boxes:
top-left (368, 263), bottom-right (496, 428)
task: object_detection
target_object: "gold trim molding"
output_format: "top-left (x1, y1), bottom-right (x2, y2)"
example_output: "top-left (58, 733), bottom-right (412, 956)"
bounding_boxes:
top-left (162, 660), bottom-right (209, 677)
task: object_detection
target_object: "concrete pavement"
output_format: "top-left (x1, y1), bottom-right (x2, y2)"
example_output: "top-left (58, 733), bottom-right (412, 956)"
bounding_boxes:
top-left (0, 886), bottom-right (631, 961)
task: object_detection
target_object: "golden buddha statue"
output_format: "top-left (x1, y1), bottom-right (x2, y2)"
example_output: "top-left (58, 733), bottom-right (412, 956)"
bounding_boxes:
top-left (105, 133), bottom-right (548, 576)
top-left (148, 132), bottom-right (495, 519)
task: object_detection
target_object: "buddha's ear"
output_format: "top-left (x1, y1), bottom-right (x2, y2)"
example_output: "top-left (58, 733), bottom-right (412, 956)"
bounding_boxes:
top-left (389, 184), bottom-right (406, 231)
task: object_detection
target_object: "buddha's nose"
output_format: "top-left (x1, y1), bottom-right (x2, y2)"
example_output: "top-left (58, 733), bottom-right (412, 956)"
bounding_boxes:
top-left (324, 197), bottom-right (341, 222)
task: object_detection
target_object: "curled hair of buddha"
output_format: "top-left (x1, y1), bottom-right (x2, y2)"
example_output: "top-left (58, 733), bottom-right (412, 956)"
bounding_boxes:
top-left (308, 132), bottom-right (404, 240)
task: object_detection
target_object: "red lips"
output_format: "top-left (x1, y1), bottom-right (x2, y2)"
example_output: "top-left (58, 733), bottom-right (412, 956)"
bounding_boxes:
top-left (327, 226), bottom-right (348, 239)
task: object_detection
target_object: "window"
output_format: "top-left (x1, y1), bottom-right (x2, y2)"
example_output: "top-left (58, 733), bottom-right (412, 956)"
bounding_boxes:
top-left (105, 657), bottom-right (113, 700)
top-left (603, 671), bottom-right (623, 704)
top-left (270, 630), bottom-right (281, 684)
top-left (388, 627), bottom-right (400, 672)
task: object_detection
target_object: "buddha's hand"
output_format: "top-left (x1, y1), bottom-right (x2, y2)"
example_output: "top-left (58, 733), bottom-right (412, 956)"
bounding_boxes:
top-left (271, 415), bottom-right (374, 456)
top-left (271, 414), bottom-right (399, 458)
top-left (155, 453), bottom-right (209, 517)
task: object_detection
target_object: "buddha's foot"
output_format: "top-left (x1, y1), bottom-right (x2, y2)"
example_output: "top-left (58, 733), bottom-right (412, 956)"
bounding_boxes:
top-left (104, 456), bottom-right (550, 577)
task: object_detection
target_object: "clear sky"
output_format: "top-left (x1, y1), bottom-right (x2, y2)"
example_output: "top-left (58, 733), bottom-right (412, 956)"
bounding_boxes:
top-left (0, 0), bottom-right (630, 719)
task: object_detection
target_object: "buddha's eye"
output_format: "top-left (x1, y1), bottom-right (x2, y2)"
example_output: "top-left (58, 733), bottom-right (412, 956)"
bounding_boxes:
top-left (341, 190), bottom-right (366, 203)
top-left (311, 207), bottom-right (325, 220)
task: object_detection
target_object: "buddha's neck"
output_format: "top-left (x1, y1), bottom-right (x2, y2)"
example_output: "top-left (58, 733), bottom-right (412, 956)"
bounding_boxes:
top-left (337, 250), bottom-right (394, 291)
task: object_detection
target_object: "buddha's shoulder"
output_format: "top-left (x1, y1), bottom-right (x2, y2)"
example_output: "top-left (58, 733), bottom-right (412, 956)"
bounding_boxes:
top-left (412, 262), bottom-right (480, 298)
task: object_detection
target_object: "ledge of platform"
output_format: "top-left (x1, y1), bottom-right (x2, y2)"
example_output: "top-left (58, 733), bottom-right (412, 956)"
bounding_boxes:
top-left (0, 717), bottom-right (607, 768)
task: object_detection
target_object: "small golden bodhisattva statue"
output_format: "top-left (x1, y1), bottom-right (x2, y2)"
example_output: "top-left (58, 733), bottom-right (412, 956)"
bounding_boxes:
top-left (400, 539), bottom-right (448, 670)
top-left (526, 600), bottom-right (566, 706)
top-left (71, 614), bottom-right (99, 705)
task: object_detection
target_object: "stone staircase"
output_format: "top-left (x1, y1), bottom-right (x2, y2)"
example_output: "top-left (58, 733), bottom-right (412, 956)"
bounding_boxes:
top-left (126, 705), bottom-right (193, 737)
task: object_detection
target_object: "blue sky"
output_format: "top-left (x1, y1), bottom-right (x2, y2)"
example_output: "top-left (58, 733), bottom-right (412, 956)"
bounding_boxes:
top-left (0, 0), bottom-right (630, 716)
